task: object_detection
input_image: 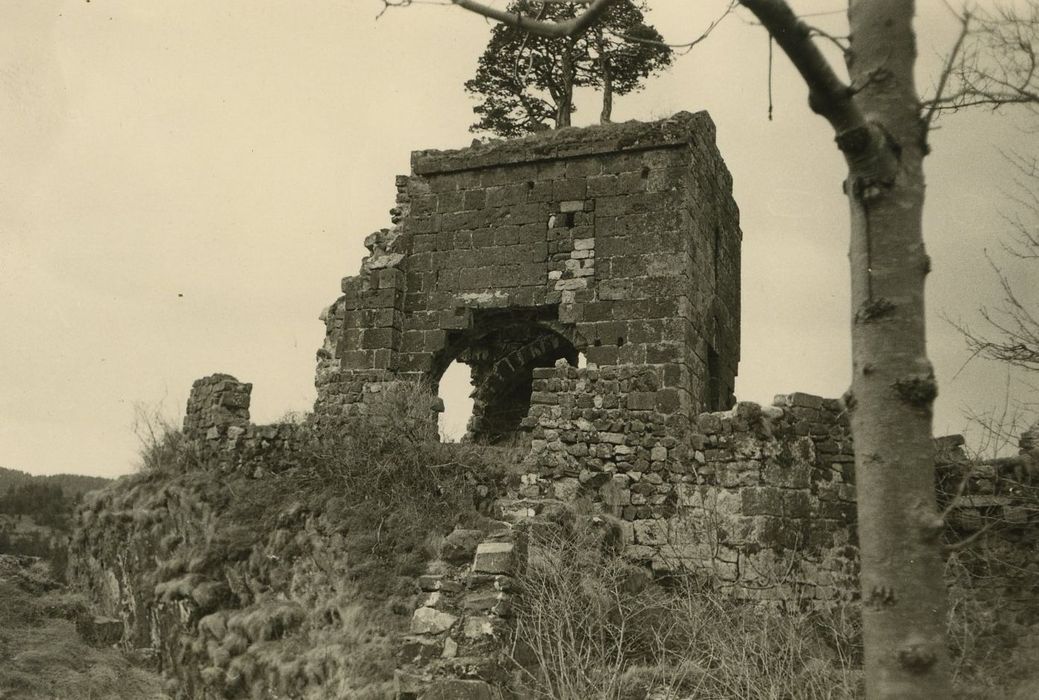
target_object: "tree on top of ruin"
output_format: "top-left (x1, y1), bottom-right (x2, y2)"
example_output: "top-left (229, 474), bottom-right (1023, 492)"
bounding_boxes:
top-left (463, 0), bottom-right (673, 136)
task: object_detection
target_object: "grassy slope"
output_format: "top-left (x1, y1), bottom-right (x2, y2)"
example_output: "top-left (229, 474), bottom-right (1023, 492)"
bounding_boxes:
top-left (0, 557), bottom-right (167, 700)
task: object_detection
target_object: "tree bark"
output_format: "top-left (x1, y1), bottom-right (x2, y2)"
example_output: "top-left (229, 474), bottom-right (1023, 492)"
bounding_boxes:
top-left (840, 2), bottom-right (951, 697)
top-left (596, 27), bottom-right (613, 123)
top-left (735, 1), bottom-right (951, 694)
top-left (556, 37), bottom-right (575, 128)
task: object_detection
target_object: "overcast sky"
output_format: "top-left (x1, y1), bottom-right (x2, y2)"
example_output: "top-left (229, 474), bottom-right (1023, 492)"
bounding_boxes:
top-left (2, 0), bottom-right (1035, 477)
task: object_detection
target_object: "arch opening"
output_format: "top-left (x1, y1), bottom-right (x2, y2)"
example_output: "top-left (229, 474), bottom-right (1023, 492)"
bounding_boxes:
top-left (431, 310), bottom-right (581, 446)
top-left (439, 360), bottom-right (474, 442)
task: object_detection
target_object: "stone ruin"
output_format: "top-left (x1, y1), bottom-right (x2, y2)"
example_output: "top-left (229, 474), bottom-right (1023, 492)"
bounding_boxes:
top-left (314, 111), bottom-right (740, 443)
top-left (166, 114), bottom-right (1037, 697)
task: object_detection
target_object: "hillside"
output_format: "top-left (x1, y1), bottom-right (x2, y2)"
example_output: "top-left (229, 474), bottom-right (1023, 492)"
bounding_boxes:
top-left (0, 553), bottom-right (167, 699)
top-left (0, 466), bottom-right (111, 498)
top-left (67, 383), bottom-right (524, 699)
top-left (0, 467), bottom-right (111, 561)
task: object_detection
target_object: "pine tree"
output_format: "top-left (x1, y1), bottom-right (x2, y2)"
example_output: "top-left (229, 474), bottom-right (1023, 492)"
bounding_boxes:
top-left (464, 0), bottom-right (671, 137)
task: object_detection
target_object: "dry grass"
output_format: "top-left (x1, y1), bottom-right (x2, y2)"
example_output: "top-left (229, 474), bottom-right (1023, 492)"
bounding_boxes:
top-left (72, 380), bottom-right (523, 698)
top-left (511, 518), bottom-right (862, 700)
top-left (0, 568), bottom-right (166, 700)
top-left (512, 514), bottom-right (1039, 700)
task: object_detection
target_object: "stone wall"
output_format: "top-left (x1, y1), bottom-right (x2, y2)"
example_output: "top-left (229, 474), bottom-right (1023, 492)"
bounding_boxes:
top-left (182, 374), bottom-right (251, 440)
top-left (521, 376), bottom-right (1038, 617)
top-left (182, 373), bottom-right (302, 474)
top-left (522, 374), bottom-right (860, 605)
top-left (315, 112), bottom-right (741, 444)
top-left (396, 524), bottom-right (526, 699)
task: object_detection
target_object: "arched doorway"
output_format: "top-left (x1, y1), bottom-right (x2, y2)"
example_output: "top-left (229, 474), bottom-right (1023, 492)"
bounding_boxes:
top-left (430, 309), bottom-right (583, 446)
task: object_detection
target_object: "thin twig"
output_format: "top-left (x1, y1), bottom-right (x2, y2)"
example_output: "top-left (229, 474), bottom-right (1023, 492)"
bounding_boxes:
top-left (924, 9), bottom-right (972, 131)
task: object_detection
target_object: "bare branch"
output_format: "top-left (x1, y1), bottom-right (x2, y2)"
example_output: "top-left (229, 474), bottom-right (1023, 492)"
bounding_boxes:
top-left (737, 0), bottom-right (860, 133)
top-left (931, 2), bottom-right (1039, 114)
top-left (923, 10), bottom-right (972, 131)
top-left (805, 24), bottom-right (849, 54)
top-left (943, 517), bottom-right (1000, 552)
top-left (451, 0), bottom-right (618, 39)
top-left (608, 1), bottom-right (737, 57)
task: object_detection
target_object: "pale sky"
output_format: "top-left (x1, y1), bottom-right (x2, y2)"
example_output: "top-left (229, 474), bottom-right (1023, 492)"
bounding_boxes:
top-left (1, 0), bottom-right (1035, 477)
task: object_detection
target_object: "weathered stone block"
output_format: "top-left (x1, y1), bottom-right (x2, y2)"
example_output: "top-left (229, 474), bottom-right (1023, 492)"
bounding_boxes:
top-left (411, 607), bottom-right (457, 635)
top-left (441, 529), bottom-right (485, 565)
top-left (633, 519), bottom-right (668, 545)
top-left (473, 542), bottom-right (515, 574)
top-left (627, 392), bottom-right (657, 410)
top-left (422, 679), bottom-right (497, 700)
top-left (76, 615), bottom-right (123, 646)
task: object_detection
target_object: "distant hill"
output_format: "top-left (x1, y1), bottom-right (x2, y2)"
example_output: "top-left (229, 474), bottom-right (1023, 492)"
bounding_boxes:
top-left (0, 467), bottom-right (111, 498)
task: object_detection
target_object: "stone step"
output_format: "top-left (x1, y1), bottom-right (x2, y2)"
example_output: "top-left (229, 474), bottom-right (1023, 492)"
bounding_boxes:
top-left (493, 497), bottom-right (572, 523)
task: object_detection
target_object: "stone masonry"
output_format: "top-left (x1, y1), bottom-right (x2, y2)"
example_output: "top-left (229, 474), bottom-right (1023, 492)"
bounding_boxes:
top-left (314, 112), bottom-right (741, 444)
top-left (160, 117), bottom-right (1037, 697)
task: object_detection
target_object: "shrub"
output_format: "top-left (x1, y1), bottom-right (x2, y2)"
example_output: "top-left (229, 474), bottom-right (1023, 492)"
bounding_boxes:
top-left (74, 380), bottom-right (522, 697)
top-left (511, 516), bottom-right (862, 700)
top-left (131, 401), bottom-right (195, 473)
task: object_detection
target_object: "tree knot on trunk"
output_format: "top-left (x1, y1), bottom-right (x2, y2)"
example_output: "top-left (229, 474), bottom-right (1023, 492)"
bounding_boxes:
top-left (865, 584), bottom-right (896, 609)
top-left (839, 123), bottom-right (902, 201)
top-left (845, 174), bottom-right (893, 201)
top-left (835, 124), bottom-right (872, 156)
top-left (911, 506), bottom-right (945, 543)
top-left (892, 372), bottom-right (938, 410)
top-left (855, 297), bottom-right (897, 323)
top-left (896, 639), bottom-right (939, 673)
top-left (841, 388), bottom-right (856, 413)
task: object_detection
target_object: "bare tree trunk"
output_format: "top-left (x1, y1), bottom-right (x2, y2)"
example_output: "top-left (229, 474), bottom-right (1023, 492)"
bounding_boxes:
top-left (740, 1), bottom-right (951, 697)
top-left (841, 3), bottom-right (950, 697)
top-left (596, 28), bottom-right (613, 123)
top-left (556, 37), bottom-right (574, 128)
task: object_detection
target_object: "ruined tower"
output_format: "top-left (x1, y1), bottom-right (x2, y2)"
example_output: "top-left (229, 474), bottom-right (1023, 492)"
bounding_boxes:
top-left (314, 112), bottom-right (741, 443)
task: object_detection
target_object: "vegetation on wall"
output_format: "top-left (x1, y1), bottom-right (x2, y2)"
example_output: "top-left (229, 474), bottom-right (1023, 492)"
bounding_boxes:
top-left (69, 382), bottom-right (520, 699)
top-left (464, 0), bottom-right (672, 136)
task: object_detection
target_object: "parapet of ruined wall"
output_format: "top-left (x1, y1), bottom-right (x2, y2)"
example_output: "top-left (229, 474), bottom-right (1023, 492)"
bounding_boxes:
top-left (181, 373), bottom-right (303, 474)
top-left (182, 374), bottom-right (252, 440)
top-left (522, 374), bottom-right (1039, 618)
top-left (314, 112), bottom-right (742, 443)
top-left (523, 374), bottom-right (860, 603)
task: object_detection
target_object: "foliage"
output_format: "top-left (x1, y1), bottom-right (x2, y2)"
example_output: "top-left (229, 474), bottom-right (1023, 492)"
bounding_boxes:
top-left (511, 516), bottom-right (863, 700)
top-left (464, 0), bottom-right (671, 137)
top-left (72, 380), bottom-right (522, 698)
top-left (132, 401), bottom-right (194, 473)
top-left (225, 381), bottom-right (515, 594)
top-left (509, 512), bottom-right (1039, 700)
top-left (0, 482), bottom-right (72, 530)
top-left (944, 551), bottom-right (1039, 699)
top-left (0, 465), bottom-right (110, 500)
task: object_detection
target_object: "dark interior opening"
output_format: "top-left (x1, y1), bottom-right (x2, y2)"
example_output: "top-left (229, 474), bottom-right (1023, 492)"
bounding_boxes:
top-left (707, 346), bottom-right (722, 412)
top-left (432, 308), bottom-right (580, 446)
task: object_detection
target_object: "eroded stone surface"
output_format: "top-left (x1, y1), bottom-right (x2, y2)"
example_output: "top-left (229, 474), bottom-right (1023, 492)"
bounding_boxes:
top-left (472, 542), bottom-right (514, 574)
top-left (411, 607), bottom-right (458, 635)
